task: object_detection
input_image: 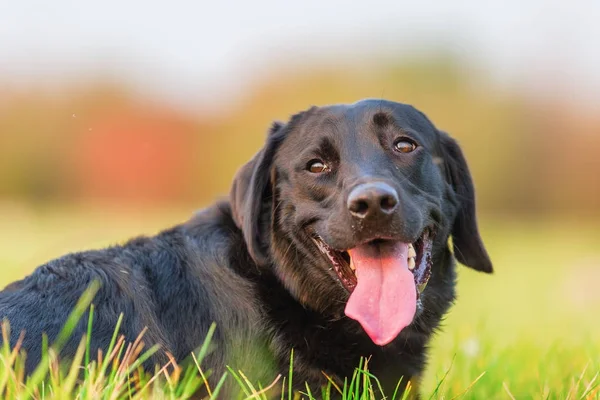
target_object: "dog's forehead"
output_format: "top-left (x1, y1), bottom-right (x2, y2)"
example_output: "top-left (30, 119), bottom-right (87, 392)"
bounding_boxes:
top-left (285, 100), bottom-right (439, 146)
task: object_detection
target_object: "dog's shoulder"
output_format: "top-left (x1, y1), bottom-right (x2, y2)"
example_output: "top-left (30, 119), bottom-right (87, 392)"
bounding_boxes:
top-left (0, 201), bottom-right (247, 315)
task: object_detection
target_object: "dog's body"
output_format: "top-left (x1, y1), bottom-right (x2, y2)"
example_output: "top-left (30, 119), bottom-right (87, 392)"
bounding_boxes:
top-left (0, 100), bottom-right (491, 398)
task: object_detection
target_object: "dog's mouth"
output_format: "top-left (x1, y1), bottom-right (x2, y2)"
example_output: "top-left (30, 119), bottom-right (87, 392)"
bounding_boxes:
top-left (312, 230), bottom-right (433, 296)
top-left (311, 229), bottom-right (434, 346)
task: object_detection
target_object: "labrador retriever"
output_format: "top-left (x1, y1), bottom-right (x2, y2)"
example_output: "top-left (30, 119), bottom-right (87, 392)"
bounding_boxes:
top-left (0, 99), bottom-right (492, 398)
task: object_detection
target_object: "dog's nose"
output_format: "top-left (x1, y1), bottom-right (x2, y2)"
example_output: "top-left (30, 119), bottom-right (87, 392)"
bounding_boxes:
top-left (347, 182), bottom-right (399, 219)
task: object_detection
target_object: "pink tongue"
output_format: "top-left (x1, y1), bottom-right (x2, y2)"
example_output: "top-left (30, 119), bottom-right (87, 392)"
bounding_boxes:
top-left (344, 242), bottom-right (417, 346)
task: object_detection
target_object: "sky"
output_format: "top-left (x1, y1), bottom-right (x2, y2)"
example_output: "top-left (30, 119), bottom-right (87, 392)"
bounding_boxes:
top-left (1, 0), bottom-right (599, 109)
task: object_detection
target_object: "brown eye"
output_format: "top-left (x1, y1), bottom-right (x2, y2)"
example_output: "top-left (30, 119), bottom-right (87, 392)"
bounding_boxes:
top-left (307, 159), bottom-right (329, 173)
top-left (394, 138), bottom-right (417, 153)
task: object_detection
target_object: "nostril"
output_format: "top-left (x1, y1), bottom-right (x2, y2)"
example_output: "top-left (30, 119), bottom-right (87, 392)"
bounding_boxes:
top-left (350, 199), bottom-right (369, 216)
top-left (380, 194), bottom-right (398, 212)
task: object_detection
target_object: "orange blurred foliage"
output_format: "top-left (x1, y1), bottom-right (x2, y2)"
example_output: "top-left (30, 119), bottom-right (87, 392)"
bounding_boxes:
top-left (0, 60), bottom-right (599, 217)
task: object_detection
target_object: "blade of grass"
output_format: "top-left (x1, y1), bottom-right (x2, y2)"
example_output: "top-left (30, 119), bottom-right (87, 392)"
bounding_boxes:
top-left (567, 363), bottom-right (590, 400)
top-left (580, 371), bottom-right (600, 400)
top-left (288, 349), bottom-right (294, 400)
top-left (123, 344), bottom-right (161, 376)
top-left (428, 353), bottom-right (456, 400)
top-left (244, 373), bottom-right (281, 399)
top-left (400, 381), bottom-right (412, 400)
top-left (302, 381), bottom-right (316, 400)
top-left (177, 365), bottom-right (205, 399)
top-left (503, 381), bottom-right (516, 400)
top-left (321, 371), bottom-right (342, 396)
top-left (194, 323), bottom-right (217, 367)
top-left (0, 326), bottom-right (24, 395)
top-left (237, 369), bottom-right (261, 398)
top-left (391, 377), bottom-right (404, 400)
top-left (191, 352), bottom-right (212, 398)
top-left (321, 378), bottom-right (332, 400)
top-left (1, 320), bottom-right (10, 355)
top-left (209, 372), bottom-right (229, 400)
top-left (99, 312), bottom-right (124, 375)
top-left (84, 303), bottom-right (95, 378)
top-left (351, 357), bottom-right (363, 399)
top-left (53, 280), bottom-right (101, 352)
top-left (60, 336), bottom-right (87, 396)
top-left (354, 363), bottom-right (386, 399)
top-left (227, 366), bottom-right (252, 397)
top-left (450, 371), bottom-right (486, 400)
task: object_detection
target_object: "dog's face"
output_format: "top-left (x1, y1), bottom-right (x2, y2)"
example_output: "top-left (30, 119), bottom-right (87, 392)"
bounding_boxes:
top-left (231, 99), bottom-right (491, 345)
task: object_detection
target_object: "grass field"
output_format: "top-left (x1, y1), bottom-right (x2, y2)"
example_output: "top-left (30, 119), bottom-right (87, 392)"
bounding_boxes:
top-left (1, 204), bottom-right (599, 399)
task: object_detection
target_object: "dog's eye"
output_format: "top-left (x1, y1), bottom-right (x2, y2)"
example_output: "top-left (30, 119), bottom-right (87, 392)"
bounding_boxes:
top-left (393, 138), bottom-right (418, 153)
top-left (307, 159), bottom-right (329, 173)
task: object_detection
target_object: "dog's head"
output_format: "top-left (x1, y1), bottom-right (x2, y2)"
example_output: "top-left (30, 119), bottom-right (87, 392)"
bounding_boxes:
top-left (231, 99), bottom-right (491, 345)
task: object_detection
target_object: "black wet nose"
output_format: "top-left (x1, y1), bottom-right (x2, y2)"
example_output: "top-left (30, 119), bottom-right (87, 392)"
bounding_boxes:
top-left (347, 182), bottom-right (399, 219)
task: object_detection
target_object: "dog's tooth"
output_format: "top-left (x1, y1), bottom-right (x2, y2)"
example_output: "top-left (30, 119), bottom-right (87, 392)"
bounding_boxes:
top-left (407, 245), bottom-right (417, 259)
top-left (417, 281), bottom-right (427, 293)
top-left (350, 259), bottom-right (356, 271)
top-left (408, 257), bottom-right (415, 270)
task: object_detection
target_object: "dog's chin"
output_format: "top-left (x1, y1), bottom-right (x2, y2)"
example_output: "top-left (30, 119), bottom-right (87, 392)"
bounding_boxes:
top-left (311, 228), bottom-right (434, 300)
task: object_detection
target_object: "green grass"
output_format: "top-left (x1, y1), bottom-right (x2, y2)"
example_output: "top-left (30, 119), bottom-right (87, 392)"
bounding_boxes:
top-left (1, 311), bottom-right (419, 400)
top-left (1, 205), bottom-right (599, 399)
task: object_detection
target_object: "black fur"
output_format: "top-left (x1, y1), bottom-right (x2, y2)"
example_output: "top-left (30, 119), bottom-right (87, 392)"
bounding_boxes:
top-left (0, 99), bottom-right (491, 398)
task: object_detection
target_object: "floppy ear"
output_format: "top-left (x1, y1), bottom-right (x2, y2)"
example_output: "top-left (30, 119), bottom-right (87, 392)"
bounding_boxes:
top-left (230, 121), bottom-right (286, 266)
top-left (439, 131), bottom-right (493, 273)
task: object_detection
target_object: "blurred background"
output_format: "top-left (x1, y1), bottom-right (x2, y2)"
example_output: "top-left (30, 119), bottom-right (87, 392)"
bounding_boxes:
top-left (1, 1), bottom-right (599, 397)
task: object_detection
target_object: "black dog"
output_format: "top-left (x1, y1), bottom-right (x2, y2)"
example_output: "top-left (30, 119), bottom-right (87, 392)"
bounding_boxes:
top-left (0, 99), bottom-right (492, 398)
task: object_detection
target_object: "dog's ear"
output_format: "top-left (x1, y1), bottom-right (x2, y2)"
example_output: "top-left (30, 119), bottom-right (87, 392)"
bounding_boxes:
top-left (230, 121), bottom-right (286, 266)
top-left (439, 131), bottom-right (493, 273)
